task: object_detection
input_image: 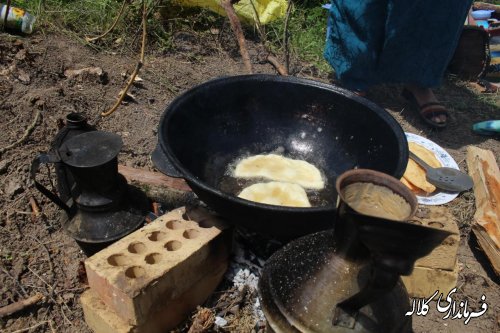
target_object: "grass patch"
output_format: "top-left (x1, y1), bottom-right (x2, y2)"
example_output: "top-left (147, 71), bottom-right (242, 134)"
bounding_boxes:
top-left (266, 1), bottom-right (330, 74)
top-left (14, 0), bottom-right (125, 34)
top-left (12, 1), bottom-right (227, 52)
top-left (12, 0), bottom-right (332, 72)
top-left (13, 0), bottom-right (169, 52)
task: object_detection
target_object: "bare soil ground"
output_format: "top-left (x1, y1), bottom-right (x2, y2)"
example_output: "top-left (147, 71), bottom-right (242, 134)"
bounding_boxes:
top-left (0, 29), bottom-right (499, 333)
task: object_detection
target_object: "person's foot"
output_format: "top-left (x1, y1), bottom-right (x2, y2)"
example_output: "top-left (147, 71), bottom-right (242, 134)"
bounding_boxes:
top-left (403, 85), bottom-right (448, 128)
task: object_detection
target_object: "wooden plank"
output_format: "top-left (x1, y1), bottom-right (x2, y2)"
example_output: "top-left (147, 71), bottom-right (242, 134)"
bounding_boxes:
top-left (466, 146), bottom-right (500, 276)
top-left (118, 165), bottom-right (191, 192)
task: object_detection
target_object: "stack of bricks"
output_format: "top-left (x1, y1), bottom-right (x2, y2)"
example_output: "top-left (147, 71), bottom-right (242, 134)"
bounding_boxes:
top-left (81, 206), bottom-right (232, 333)
top-left (401, 206), bottom-right (460, 298)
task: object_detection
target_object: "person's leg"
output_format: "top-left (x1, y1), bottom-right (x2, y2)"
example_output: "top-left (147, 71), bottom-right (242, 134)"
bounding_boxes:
top-left (324, 0), bottom-right (389, 92)
top-left (378, 0), bottom-right (473, 87)
top-left (380, 0), bottom-right (472, 127)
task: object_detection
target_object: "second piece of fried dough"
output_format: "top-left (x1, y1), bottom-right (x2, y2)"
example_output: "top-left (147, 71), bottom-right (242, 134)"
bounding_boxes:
top-left (402, 142), bottom-right (442, 193)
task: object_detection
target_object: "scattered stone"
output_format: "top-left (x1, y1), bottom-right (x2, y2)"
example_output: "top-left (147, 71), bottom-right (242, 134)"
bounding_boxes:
top-left (13, 39), bottom-right (24, 47)
top-left (64, 67), bottom-right (106, 84)
top-left (63, 293), bottom-right (75, 302)
top-left (5, 180), bottom-right (24, 198)
top-left (0, 160), bottom-right (11, 175)
top-left (214, 316), bottom-right (228, 327)
top-left (119, 90), bottom-right (137, 103)
top-left (0, 78), bottom-right (13, 98)
top-left (64, 67), bottom-right (103, 78)
top-left (17, 70), bottom-right (31, 84)
top-left (233, 268), bottom-right (259, 292)
top-left (15, 49), bottom-right (27, 61)
top-left (415, 207), bottom-right (430, 219)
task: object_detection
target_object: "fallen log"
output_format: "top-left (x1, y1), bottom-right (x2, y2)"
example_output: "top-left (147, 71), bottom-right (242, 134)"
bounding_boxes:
top-left (466, 146), bottom-right (500, 276)
top-left (118, 165), bottom-right (191, 192)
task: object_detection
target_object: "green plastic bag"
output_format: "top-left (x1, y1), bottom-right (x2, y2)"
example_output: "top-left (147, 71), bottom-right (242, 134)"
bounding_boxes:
top-left (173, 0), bottom-right (287, 25)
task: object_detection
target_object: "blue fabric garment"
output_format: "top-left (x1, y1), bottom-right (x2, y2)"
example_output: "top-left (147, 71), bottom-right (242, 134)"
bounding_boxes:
top-left (324, 0), bottom-right (473, 91)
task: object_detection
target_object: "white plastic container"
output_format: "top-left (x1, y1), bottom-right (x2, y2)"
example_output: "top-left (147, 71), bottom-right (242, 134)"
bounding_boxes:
top-left (0, 4), bottom-right (36, 34)
top-left (471, 10), bottom-right (494, 20)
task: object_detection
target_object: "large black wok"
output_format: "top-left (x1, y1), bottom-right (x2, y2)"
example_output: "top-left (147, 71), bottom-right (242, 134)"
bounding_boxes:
top-left (152, 75), bottom-right (408, 240)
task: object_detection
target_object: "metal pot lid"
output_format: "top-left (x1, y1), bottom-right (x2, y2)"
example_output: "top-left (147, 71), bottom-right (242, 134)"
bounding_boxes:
top-left (59, 131), bottom-right (123, 168)
top-left (260, 230), bottom-right (411, 333)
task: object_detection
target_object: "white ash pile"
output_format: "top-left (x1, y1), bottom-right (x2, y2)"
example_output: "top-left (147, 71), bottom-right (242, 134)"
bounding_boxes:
top-left (212, 230), bottom-right (282, 331)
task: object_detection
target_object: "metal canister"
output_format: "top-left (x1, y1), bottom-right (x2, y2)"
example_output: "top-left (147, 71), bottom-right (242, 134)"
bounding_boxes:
top-left (50, 113), bottom-right (95, 204)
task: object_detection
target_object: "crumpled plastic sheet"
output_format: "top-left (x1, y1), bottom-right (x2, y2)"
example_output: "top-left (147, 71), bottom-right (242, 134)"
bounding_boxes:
top-left (173, 0), bottom-right (287, 25)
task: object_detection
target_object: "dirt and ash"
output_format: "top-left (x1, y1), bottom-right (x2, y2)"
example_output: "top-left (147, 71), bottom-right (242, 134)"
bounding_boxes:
top-left (0, 29), bottom-right (499, 333)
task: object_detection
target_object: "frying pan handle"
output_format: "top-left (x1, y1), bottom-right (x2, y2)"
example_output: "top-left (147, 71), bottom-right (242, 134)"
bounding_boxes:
top-left (151, 144), bottom-right (183, 178)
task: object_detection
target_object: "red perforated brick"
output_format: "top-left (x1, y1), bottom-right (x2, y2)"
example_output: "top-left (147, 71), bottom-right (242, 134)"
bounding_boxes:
top-left (85, 206), bottom-right (231, 325)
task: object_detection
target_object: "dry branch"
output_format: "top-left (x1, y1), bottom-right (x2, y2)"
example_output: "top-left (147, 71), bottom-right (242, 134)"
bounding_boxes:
top-left (266, 55), bottom-right (288, 76)
top-left (152, 202), bottom-right (160, 216)
top-left (9, 320), bottom-right (53, 333)
top-left (29, 197), bottom-right (40, 218)
top-left (0, 293), bottom-right (44, 318)
top-left (221, 0), bottom-right (253, 74)
top-left (188, 307), bottom-right (215, 333)
top-left (0, 109), bottom-right (41, 155)
top-left (101, 0), bottom-right (147, 118)
top-left (283, 0), bottom-right (293, 73)
top-left (250, 0), bottom-right (287, 75)
top-left (85, 0), bottom-right (130, 42)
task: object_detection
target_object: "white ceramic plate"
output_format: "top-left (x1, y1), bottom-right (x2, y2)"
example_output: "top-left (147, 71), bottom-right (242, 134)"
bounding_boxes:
top-left (405, 133), bottom-right (460, 205)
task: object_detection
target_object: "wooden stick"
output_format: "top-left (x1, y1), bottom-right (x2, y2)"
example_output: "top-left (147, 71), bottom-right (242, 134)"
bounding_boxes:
top-left (10, 321), bottom-right (51, 333)
top-left (0, 293), bottom-right (44, 318)
top-left (466, 146), bottom-right (500, 276)
top-left (221, 0), bottom-right (253, 74)
top-left (266, 54), bottom-right (288, 76)
top-left (118, 165), bottom-right (191, 192)
top-left (29, 197), bottom-right (40, 218)
top-left (249, 0), bottom-right (287, 76)
top-left (283, 0), bottom-right (293, 73)
top-left (152, 202), bottom-right (160, 216)
top-left (85, 0), bottom-right (130, 42)
top-left (188, 307), bottom-right (215, 333)
top-left (100, 0), bottom-right (147, 118)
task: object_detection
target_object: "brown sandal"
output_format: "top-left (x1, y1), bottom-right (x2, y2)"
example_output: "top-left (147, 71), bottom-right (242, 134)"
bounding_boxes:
top-left (402, 89), bottom-right (448, 128)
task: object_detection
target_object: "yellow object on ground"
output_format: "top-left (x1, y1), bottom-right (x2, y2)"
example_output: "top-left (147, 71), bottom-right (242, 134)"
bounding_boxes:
top-left (173, 0), bottom-right (287, 24)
